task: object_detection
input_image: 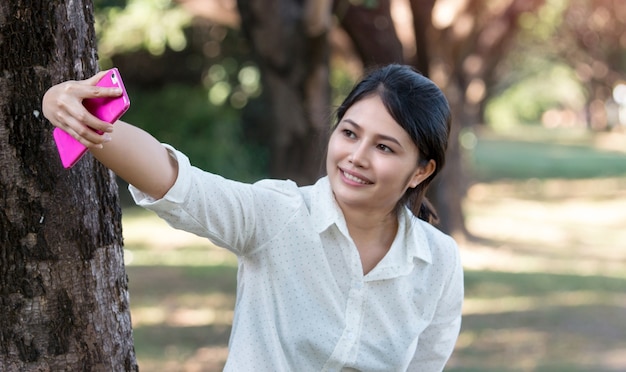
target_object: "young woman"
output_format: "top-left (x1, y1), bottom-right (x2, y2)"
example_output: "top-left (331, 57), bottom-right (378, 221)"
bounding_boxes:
top-left (43, 64), bottom-right (463, 371)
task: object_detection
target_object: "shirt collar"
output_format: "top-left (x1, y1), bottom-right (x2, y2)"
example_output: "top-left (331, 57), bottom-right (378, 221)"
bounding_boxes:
top-left (399, 207), bottom-right (433, 265)
top-left (309, 176), bottom-right (343, 234)
top-left (308, 176), bottom-right (433, 266)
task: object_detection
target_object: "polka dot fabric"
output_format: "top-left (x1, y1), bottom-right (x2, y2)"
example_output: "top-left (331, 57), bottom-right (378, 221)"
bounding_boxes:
top-left (130, 145), bottom-right (464, 372)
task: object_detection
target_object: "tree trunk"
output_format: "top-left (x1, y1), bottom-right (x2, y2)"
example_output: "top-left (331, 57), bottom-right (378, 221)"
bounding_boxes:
top-left (237, 0), bottom-right (331, 185)
top-left (333, 0), bottom-right (404, 66)
top-left (409, 0), bottom-right (436, 76)
top-left (0, 1), bottom-right (137, 370)
top-left (426, 99), bottom-right (471, 238)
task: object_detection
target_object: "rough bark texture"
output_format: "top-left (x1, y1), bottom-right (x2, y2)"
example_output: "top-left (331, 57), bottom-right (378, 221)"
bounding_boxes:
top-left (0, 1), bottom-right (137, 370)
top-left (237, 0), bottom-right (331, 185)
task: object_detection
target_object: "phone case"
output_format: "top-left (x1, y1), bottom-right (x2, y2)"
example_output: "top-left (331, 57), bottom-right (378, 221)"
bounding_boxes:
top-left (53, 68), bottom-right (130, 168)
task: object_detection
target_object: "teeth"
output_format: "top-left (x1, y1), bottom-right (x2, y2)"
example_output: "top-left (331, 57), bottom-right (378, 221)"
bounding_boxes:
top-left (343, 171), bottom-right (369, 184)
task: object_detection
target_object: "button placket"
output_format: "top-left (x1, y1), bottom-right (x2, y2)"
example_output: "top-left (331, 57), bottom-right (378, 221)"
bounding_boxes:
top-left (321, 278), bottom-right (366, 371)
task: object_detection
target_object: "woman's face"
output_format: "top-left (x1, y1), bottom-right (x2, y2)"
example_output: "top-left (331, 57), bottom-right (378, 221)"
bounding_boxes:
top-left (326, 95), bottom-right (435, 214)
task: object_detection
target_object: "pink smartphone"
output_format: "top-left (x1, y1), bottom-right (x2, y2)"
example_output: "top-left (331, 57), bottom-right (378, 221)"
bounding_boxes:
top-left (53, 68), bottom-right (130, 168)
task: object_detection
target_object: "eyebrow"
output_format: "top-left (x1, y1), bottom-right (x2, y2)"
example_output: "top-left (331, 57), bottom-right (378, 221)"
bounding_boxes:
top-left (341, 119), bottom-right (403, 147)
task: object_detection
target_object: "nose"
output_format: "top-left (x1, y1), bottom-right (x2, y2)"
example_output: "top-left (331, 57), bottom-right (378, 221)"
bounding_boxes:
top-left (349, 142), bottom-right (369, 168)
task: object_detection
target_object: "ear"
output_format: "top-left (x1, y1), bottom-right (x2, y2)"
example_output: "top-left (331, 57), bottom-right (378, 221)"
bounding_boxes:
top-left (408, 160), bottom-right (436, 188)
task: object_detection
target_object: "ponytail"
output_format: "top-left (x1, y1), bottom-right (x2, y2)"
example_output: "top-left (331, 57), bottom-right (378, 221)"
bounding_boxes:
top-left (415, 198), bottom-right (439, 225)
top-left (403, 188), bottom-right (439, 224)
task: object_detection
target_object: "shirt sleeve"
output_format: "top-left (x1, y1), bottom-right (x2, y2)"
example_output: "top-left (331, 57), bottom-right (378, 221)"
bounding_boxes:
top-left (128, 144), bottom-right (303, 256)
top-left (407, 238), bottom-right (464, 372)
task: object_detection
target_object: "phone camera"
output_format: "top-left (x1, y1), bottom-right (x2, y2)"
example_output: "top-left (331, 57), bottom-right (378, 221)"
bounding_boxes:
top-left (111, 73), bottom-right (118, 85)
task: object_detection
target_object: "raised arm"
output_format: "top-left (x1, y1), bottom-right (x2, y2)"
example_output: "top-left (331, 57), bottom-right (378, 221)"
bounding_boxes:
top-left (42, 71), bottom-right (178, 199)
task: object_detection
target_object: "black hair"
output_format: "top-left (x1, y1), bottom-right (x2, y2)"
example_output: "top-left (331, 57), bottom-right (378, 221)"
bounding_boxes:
top-left (333, 64), bottom-right (451, 224)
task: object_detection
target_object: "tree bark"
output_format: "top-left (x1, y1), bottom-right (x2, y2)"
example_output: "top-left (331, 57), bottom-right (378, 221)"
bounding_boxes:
top-left (237, 0), bottom-right (332, 185)
top-left (333, 0), bottom-right (404, 66)
top-left (0, 1), bottom-right (137, 370)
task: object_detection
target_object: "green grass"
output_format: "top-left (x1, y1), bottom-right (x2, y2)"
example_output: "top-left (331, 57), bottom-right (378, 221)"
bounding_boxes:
top-left (463, 270), bottom-right (626, 298)
top-left (469, 127), bottom-right (626, 181)
top-left (472, 139), bottom-right (626, 181)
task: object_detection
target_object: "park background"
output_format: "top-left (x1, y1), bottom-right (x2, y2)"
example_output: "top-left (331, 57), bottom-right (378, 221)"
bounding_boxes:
top-left (99, 0), bottom-right (626, 370)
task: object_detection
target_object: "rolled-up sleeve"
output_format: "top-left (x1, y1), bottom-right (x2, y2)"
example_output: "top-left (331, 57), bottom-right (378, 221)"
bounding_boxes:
top-left (129, 144), bottom-right (301, 256)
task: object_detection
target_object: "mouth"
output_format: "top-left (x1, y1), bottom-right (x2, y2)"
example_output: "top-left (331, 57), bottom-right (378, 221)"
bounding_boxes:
top-left (340, 169), bottom-right (372, 185)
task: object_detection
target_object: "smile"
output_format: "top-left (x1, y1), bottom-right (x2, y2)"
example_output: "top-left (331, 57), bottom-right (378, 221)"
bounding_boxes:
top-left (342, 170), bottom-right (372, 185)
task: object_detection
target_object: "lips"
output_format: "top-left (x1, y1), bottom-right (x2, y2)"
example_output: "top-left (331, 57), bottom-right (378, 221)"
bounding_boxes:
top-left (341, 169), bottom-right (372, 185)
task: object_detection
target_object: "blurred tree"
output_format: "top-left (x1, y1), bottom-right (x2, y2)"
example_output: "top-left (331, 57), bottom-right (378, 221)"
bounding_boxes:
top-left (483, 0), bottom-right (625, 129)
top-left (0, 2), bottom-right (136, 370)
top-left (332, 0), bottom-right (545, 236)
top-left (333, 0), bottom-right (404, 66)
top-left (555, 0), bottom-right (625, 129)
top-left (236, 0), bottom-right (333, 184)
top-left (411, 0), bottom-right (546, 236)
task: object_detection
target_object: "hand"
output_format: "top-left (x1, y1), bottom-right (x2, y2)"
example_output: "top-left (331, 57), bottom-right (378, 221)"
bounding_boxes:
top-left (42, 70), bottom-right (122, 148)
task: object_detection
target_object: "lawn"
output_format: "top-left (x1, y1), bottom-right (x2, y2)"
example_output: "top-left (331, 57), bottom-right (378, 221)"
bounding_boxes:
top-left (122, 127), bottom-right (626, 371)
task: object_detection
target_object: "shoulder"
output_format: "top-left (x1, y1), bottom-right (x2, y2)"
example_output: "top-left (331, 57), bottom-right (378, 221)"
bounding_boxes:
top-left (417, 219), bottom-right (457, 249)
top-left (410, 216), bottom-right (460, 267)
top-left (249, 178), bottom-right (313, 214)
top-left (252, 178), bottom-right (301, 195)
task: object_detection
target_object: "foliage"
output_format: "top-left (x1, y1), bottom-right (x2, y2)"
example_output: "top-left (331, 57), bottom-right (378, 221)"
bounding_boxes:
top-left (329, 61), bottom-right (359, 109)
top-left (484, 0), bottom-right (585, 128)
top-left (485, 0), bottom-right (626, 130)
top-left (95, 0), bottom-right (192, 65)
top-left (486, 63), bottom-right (586, 129)
top-left (93, 1), bottom-right (268, 181)
top-left (122, 84), bottom-right (268, 182)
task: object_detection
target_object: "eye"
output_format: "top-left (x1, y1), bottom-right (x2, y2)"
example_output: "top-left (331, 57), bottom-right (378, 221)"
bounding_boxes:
top-left (377, 144), bottom-right (394, 153)
top-left (342, 129), bottom-right (356, 139)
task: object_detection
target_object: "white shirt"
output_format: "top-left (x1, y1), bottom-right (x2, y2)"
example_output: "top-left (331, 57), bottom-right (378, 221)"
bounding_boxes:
top-left (130, 145), bottom-right (463, 372)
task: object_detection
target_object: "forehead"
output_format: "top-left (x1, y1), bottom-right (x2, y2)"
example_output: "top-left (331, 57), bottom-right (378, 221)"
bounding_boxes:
top-left (342, 95), bottom-right (413, 141)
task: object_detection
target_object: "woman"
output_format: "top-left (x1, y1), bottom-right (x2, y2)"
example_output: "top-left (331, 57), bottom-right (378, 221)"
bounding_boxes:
top-left (43, 64), bottom-right (463, 371)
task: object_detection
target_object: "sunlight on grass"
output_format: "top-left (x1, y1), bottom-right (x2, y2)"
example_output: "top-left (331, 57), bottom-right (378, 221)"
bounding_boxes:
top-left (463, 291), bottom-right (626, 315)
top-left (122, 208), bottom-right (237, 267)
top-left (132, 305), bottom-right (233, 327)
top-left (463, 178), bottom-right (626, 278)
top-left (124, 248), bottom-right (236, 266)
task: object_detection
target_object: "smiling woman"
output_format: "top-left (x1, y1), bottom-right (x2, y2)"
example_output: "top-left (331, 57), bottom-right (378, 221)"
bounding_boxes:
top-left (42, 63), bottom-right (462, 372)
top-left (327, 96), bottom-right (435, 221)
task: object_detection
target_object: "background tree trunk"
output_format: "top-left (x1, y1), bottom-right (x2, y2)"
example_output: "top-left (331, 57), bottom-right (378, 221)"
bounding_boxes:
top-left (237, 0), bottom-right (332, 185)
top-left (411, 0), bottom-right (545, 237)
top-left (0, 1), bottom-right (137, 370)
top-left (333, 0), bottom-right (404, 66)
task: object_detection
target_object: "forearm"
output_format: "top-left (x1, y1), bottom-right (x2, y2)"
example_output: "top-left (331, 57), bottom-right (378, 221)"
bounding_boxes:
top-left (91, 120), bottom-right (178, 199)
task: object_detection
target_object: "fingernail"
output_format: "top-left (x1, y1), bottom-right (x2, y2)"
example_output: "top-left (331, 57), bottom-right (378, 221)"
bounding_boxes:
top-left (103, 133), bottom-right (112, 142)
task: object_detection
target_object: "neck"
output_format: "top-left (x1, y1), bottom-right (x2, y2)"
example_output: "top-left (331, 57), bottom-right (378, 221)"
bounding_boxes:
top-left (340, 203), bottom-right (399, 243)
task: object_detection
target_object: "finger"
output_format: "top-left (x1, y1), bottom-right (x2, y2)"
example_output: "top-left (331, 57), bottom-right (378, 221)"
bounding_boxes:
top-left (65, 71), bottom-right (122, 100)
top-left (84, 70), bottom-right (109, 85)
top-left (87, 69), bottom-right (123, 97)
top-left (61, 98), bottom-right (114, 134)
top-left (61, 115), bottom-right (111, 148)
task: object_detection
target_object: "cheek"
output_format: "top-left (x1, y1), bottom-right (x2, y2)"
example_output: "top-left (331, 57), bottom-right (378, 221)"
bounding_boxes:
top-left (382, 162), bottom-right (420, 188)
top-left (325, 137), bottom-right (337, 173)
top-left (326, 135), bottom-right (343, 163)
